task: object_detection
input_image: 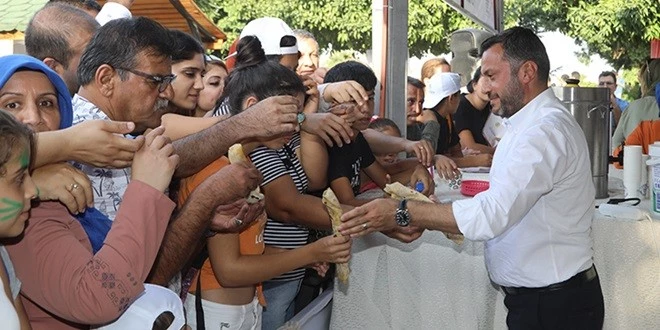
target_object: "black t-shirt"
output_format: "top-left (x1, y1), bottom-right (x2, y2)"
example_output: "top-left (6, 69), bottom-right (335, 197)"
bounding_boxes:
top-left (454, 94), bottom-right (491, 146)
top-left (327, 132), bottom-right (376, 196)
top-left (430, 110), bottom-right (460, 155)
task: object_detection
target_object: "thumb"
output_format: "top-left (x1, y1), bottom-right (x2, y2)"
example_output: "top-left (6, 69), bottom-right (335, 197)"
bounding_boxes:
top-left (385, 174), bottom-right (392, 185)
top-left (103, 121), bottom-right (135, 134)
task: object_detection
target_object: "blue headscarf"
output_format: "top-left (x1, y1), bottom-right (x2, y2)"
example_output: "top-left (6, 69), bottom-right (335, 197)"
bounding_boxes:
top-left (0, 54), bottom-right (111, 253)
top-left (0, 54), bottom-right (73, 129)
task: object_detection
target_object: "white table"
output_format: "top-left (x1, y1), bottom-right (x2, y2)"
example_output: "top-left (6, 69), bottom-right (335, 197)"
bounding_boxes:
top-left (330, 168), bottom-right (660, 329)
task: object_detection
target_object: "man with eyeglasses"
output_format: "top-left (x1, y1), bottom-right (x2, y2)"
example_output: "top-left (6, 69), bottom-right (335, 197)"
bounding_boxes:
top-left (598, 71), bottom-right (629, 127)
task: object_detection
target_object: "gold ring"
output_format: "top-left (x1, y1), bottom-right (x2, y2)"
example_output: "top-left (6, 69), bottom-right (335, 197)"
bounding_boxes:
top-left (362, 223), bottom-right (368, 229)
top-left (234, 218), bottom-right (243, 227)
top-left (70, 183), bottom-right (79, 191)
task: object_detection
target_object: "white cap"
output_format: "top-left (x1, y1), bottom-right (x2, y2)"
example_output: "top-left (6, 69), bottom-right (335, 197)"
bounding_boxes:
top-left (92, 285), bottom-right (185, 330)
top-left (422, 72), bottom-right (461, 109)
top-left (239, 17), bottom-right (298, 56)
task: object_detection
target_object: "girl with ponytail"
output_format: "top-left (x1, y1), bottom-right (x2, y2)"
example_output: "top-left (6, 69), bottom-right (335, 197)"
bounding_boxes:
top-left (178, 36), bottom-right (352, 330)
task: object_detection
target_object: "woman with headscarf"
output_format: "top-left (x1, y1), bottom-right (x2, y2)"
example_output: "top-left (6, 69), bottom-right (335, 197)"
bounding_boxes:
top-left (0, 54), bottom-right (179, 329)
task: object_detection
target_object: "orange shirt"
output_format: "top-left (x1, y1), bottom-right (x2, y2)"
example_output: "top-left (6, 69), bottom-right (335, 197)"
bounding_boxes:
top-left (178, 157), bottom-right (266, 305)
top-left (612, 120), bottom-right (660, 168)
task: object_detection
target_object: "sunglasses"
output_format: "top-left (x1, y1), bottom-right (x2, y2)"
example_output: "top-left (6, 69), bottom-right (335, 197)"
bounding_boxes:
top-left (117, 67), bottom-right (176, 93)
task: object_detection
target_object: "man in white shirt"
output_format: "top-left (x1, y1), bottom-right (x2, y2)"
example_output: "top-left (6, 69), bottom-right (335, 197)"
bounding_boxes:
top-left (339, 26), bottom-right (604, 329)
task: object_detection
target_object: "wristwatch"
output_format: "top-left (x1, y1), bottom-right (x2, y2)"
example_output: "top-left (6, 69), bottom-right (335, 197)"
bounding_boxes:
top-left (395, 199), bottom-right (411, 227)
top-left (297, 112), bottom-right (306, 127)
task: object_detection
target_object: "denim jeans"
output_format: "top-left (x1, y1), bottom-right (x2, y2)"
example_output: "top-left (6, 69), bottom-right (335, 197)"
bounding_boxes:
top-left (261, 279), bottom-right (303, 330)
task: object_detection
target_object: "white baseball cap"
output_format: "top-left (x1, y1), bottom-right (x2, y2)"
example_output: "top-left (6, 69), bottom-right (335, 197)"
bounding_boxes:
top-left (92, 285), bottom-right (185, 330)
top-left (239, 17), bottom-right (298, 56)
top-left (422, 72), bottom-right (461, 109)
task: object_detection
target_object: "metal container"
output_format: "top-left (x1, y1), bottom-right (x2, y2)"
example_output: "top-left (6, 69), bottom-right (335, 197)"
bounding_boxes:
top-left (553, 87), bottom-right (611, 198)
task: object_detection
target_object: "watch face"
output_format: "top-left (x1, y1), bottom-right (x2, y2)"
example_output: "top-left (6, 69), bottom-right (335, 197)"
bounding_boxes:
top-left (395, 209), bottom-right (410, 227)
top-left (297, 112), bottom-right (305, 124)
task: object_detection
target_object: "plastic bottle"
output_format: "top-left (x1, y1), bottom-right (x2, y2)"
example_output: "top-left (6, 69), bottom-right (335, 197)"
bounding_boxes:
top-left (646, 144), bottom-right (660, 217)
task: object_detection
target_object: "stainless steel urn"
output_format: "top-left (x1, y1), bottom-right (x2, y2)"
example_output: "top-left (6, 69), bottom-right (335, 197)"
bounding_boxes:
top-left (553, 87), bottom-right (611, 198)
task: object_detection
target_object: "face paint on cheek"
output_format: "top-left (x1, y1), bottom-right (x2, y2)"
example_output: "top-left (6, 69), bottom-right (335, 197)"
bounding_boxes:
top-left (20, 149), bottom-right (29, 168)
top-left (0, 198), bottom-right (23, 222)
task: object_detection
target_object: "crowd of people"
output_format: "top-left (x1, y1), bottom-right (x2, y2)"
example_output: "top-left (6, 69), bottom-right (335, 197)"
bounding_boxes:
top-left (0, 0), bottom-right (630, 329)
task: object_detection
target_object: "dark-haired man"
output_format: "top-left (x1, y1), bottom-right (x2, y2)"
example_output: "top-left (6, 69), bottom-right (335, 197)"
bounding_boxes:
top-left (341, 27), bottom-right (604, 329)
top-left (405, 76), bottom-right (440, 151)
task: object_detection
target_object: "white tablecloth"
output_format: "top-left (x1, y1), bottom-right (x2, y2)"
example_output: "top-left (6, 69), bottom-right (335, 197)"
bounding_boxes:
top-left (330, 168), bottom-right (660, 329)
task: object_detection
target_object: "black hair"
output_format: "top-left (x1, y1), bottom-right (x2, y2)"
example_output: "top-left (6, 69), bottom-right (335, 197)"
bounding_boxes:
top-left (49, 0), bottom-right (102, 12)
top-left (0, 109), bottom-right (35, 177)
top-left (480, 27), bottom-right (550, 83)
top-left (368, 117), bottom-right (401, 136)
top-left (324, 61), bottom-right (377, 92)
top-left (224, 36), bottom-right (305, 115)
top-left (151, 311), bottom-right (174, 330)
top-left (77, 17), bottom-right (173, 86)
top-left (26, 3), bottom-right (100, 68)
top-left (264, 35), bottom-right (298, 62)
top-left (467, 66), bottom-right (483, 93)
top-left (169, 29), bottom-right (205, 63)
top-left (598, 71), bottom-right (617, 84)
top-left (407, 76), bottom-right (424, 90)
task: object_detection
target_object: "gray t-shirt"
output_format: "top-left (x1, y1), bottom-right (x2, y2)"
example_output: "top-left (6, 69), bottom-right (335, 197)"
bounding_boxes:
top-left (0, 246), bottom-right (20, 300)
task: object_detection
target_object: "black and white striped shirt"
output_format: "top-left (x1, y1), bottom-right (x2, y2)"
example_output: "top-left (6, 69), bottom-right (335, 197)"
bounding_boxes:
top-left (250, 133), bottom-right (310, 282)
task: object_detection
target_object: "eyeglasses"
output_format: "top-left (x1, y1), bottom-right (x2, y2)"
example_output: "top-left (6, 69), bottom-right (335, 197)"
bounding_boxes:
top-left (116, 67), bottom-right (176, 93)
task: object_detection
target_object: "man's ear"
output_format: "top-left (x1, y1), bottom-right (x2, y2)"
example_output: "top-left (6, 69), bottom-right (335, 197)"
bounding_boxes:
top-left (242, 95), bottom-right (259, 110)
top-left (519, 60), bottom-right (538, 84)
top-left (96, 64), bottom-right (116, 97)
top-left (42, 58), bottom-right (64, 75)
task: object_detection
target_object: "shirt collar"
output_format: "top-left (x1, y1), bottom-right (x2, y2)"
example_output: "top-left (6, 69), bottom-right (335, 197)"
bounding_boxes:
top-left (503, 88), bottom-right (554, 132)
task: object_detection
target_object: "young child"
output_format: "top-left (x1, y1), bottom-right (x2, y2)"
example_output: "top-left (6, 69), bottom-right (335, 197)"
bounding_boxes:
top-left (323, 61), bottom-right (433, 206)
top-left (0, 109), bottom-right (38, 330)
top-left (358, 118), bottom-right (401, 193)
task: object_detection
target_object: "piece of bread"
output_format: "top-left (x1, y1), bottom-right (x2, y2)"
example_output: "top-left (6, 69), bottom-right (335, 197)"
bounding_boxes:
top-left (322, 188), bottom-right (350, 283)
top-left (384, 182), bottom-right (464, 244)
top-left (228, 144), bottom-right (264, 204)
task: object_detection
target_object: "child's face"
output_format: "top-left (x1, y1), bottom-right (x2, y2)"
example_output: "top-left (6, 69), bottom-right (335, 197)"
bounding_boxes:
top-left (374, 126), bottom-right (399, 165)
top-left (352, 91), bottom-right (375, 131)
top-left (0, 147), bottom-right (37, 238)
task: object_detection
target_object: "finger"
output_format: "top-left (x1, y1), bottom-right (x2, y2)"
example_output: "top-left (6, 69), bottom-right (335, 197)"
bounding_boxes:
top-left (77, 176), bottom-right (94, 208)
top-left (113, 150), bottom-right (136, 162)
top-left (60, 190), bottom-right (79, 214)
top-left (234, 203), bottom-right (249, 222)
top-left (69, 182), bottom-right (87, 213)
top-left (339, 206), bottom-right (367, 225)
top-left (347, 81), bottom-right (369, 104)
top-left (144, 126), bottom-right (165, 146)
top-left (111, 135), bottom-right (143, 153)
top-left (325, 120), bottom-right (351, 146)
top-left (385, 174), bottom-right (391, 185)
top-left (149, 134), bottom-right (168, 150)
top-left (102, 120), bottom-right (136, 135)
top-left (160, 142), bottom-right (175, 157)
top-left (318, 131), bottom-right (335, 147)
top-left (110, 160), bottom-right (132, 169)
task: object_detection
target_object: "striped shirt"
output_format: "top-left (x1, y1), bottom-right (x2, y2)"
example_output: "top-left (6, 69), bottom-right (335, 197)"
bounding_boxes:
top-left (250, 133), bottom-right (310, 281)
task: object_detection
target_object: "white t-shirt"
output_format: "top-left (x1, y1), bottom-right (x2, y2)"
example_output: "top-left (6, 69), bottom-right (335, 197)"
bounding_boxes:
top-left (0, 272), bottom-right (20, 330)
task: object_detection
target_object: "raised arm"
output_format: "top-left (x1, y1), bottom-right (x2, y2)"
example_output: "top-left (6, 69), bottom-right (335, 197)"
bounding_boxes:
top-left (36, 120), bottom-right (141, 168)
top-left (173, 95), bottom-right (299, 178)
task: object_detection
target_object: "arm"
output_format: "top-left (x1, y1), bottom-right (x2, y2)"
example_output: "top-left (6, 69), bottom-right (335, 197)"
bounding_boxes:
top-left (420, 120), bottom-right (440, 152)
top-left (35, 120), bottom-right (140, 168)
top-left (148, 164), bottom-right (261, 285)
top-left (263, 176), bottom-right (334, 230)
top-left (172, 95), bottom-right (299, 178)
top-left (458, 130), bottom-right (495, 154)
top-left (160, 114), bottom-right (221, 140)
top-left (9, 182), bottom-right (175, 323)
top-left (362, 128), bottom-right (434, 167)
top-left (299, 131), bottom-right (329, 191)
top-left (207, 228), bottom-right (350, 287)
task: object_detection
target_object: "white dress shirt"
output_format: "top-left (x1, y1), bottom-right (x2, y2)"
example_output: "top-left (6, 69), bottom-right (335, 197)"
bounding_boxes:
top-left (453, 88), bottom-right (595, 288)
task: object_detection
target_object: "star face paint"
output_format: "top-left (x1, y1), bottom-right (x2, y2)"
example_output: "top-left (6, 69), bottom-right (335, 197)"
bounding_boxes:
top-left (0, 197), bottom-right (22, 222)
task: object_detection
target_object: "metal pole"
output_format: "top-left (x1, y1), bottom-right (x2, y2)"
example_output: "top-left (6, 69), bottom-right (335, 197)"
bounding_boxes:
top-left (384, 0), bottom-right (408, 137)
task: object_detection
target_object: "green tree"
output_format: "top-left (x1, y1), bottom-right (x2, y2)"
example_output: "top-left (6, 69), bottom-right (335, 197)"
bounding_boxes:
top-left (196, 0), bottom-right (477, 57)
top-left (506, 0), bottom-right (660, 70)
